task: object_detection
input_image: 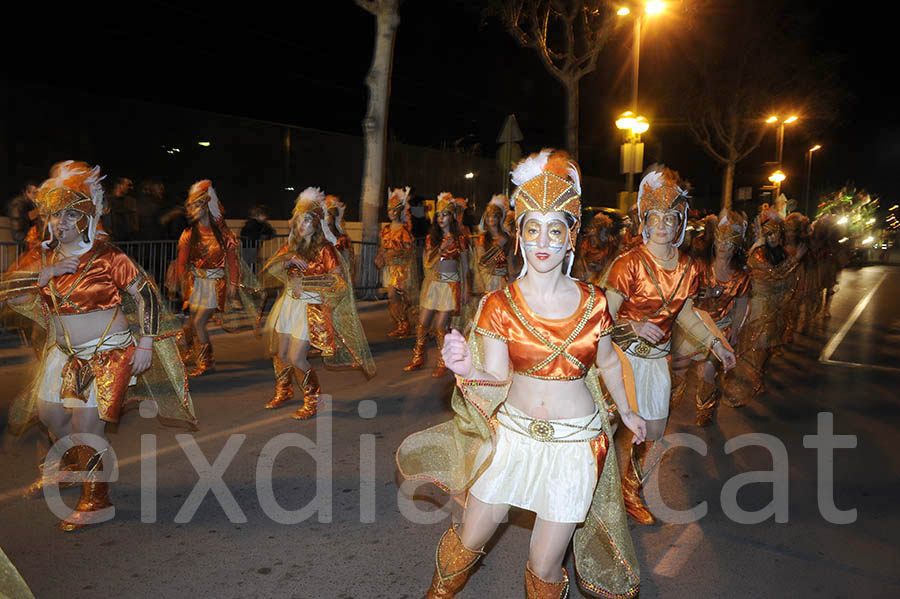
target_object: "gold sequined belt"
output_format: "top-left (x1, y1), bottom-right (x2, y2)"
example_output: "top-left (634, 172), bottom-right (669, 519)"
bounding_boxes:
top-left (497, 406), bottom-right (602, 443)
top-left (191, 267), bottom-right (224, 280)
top-left (625, 338), bottom-right (670, 359)
top-left (434, 271), bottom-right (460, 283)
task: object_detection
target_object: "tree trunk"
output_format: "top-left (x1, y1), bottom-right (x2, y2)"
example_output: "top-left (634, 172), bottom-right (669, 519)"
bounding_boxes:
top-left (359, 2), bottom-right (400, 297)
top-left (721, 160), bottom-right (735, 210)
top-left (564, 77), bottom-right (579, 161)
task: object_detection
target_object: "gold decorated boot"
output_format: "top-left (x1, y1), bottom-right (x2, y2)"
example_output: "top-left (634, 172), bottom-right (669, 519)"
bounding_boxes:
top-left (387, 300), bottom-right (411, 338)
top-left (178, 322), bottom-right (198, 365)
top-left (525, 563), bottom-right (569, 599)
top-left (59, 446), bottom-right (113, 532)
top-left (695, 376), bottom-right (720, 427)
top-left (188, 342), bottom-right (215, 376)
top-left (622, 441), bottom-right (656, 525)
top-left (265, 357), bottom-right (295, 409)
top-left (432, 329), bottom-right (449, 377)
top-left (23, 445), bottom-right (80, 499)
top-left (424, 525), bottom-right (484, 599)
top-left (291, 367), bottom-right (320, 420)
top-left (404, 325), bottom-right (428, 371)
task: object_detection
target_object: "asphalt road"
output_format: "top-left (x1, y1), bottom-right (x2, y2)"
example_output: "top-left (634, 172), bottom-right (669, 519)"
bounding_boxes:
top-left (1, 265), bottom-right (898, 599)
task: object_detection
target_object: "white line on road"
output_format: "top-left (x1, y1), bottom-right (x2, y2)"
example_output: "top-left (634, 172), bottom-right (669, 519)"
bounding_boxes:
top-left (652, 522), bottom-right (705, 578)
top-left (819, 272), bottom-right (888, 365)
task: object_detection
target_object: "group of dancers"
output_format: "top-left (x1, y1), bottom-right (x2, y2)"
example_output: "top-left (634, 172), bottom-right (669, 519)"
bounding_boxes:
top-left (0, 152), bottom-right (847, 598)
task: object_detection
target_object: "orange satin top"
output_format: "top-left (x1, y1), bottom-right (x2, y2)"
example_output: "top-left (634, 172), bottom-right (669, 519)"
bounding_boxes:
top-left (12, 242), bottom-right (142, 314)
top-left (476, 233), bottom-right (509, 271)
top-left (427, 233), bottom-right (469, 261)
top-left (605, 245), bottom-right (701, 341)
top-left (176, 221), bottom-right (240, 283)
top-left (475, 281), bottom-right (614, 381)
top-left (694, 259), bottom-right (751, 322)
top-left (379, 223), bottom-right (414, 249)
top-left (277, 243), bottom-right (342, 278)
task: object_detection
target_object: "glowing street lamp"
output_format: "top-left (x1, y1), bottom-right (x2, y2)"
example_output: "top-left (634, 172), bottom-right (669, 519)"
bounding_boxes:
top-left (768, 170), bottom-right (786, 184)
top-left (617, 7), bottom-right (630, 16)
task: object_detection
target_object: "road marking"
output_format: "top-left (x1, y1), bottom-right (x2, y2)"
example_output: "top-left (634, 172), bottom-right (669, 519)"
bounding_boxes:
top-left (819, 272), bottom-right (897, 372)
top-left (652, 522), bottom-right (704, 577)
top-left (0, 407), bottom-right (323, 505)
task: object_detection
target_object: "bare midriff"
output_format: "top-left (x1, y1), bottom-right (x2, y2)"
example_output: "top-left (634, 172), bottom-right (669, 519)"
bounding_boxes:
top-left (506, 374), bottom-right (596, 420)
top-left (52, 306), bottom-right (130, 347)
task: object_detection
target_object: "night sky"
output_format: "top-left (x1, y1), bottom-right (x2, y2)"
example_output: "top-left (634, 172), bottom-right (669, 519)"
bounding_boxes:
top-left (4, 0), bottom-right (897, 213)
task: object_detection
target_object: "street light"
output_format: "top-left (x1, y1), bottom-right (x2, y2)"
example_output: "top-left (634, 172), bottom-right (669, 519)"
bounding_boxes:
top-left (804, 144), bottom-right (821, 217)
top-left (768, 170), bottom-right (786, 184)
top-left (618, 2), bottom-right (665, 193)
top-left (765, 114), bottom-right (798, 201)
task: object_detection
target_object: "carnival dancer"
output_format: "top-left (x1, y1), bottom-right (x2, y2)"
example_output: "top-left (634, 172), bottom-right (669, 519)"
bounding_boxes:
top-left (404, 192), bottom-right (469, 376)
top-left (172, 180), bottom-right (259, 376)
top-left (374, 187), bottom-right (419, 338)
top-left (0, 161), bottom-right (197, 531)
top-left (471, 194), bottom-right (510, 299)
top-left (602, 166), bottom-right (736, 524)
top-left (782, 212), bottom-right (811, 342)
top-left (671, 209), bottom-right (750, 426)
top-left (722, 210), bottom-right (805, 407)
top-left (573, 213), bottom-right (618, 284)
top-left (261, 187), bottom-right (374, 418)
top-left (397, 149), bottom-right (646, 598)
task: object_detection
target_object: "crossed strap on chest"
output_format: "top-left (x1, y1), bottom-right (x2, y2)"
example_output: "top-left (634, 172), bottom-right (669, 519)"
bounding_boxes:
top-left (503, 285), bottom-right (595, 379)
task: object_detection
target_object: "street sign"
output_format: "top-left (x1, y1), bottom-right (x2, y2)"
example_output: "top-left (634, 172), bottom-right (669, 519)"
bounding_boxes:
top-left (620, 142), bottom-right (644, 174)
top-left (496, 114), bottom-right (523, 143)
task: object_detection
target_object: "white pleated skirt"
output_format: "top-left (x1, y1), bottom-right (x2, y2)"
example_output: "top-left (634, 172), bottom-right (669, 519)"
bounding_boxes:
top-left (623, 340), bottom-right (671, 421)
top-left (266, 291), bottom-right (322, 341)
top-left (469, 403), bottom-right (602, 523)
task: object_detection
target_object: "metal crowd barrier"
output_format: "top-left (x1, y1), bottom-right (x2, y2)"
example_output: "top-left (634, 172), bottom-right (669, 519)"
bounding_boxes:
top-left (1, 237), bottom-right (387, 306)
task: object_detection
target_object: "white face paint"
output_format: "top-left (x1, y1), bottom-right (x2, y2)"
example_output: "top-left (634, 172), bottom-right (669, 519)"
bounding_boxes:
top-left (519, 211), bottom-right (570, 274)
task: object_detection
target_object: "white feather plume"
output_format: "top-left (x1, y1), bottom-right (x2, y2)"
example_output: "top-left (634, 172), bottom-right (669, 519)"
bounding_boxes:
top-left (299, 186), bottom-right (326, 204)
top-left (510, 149), bottom-right (551, 187)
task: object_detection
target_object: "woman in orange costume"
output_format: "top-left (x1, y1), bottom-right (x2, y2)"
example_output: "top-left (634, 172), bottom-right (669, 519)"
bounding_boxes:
top-left (783, 212), bottom-right (813, 339)
top-left (470, 194), bottom-right (510, 299)
top-left (375, 187), bottom-right (418, 337)
top-left (173, 180), bottom-right (252, 376)
top-left (398, 149), bottom-right (645, 598)
top-left (0, 161), bottom-right (196, 531)
top-left (573, 213), bottom-right (618, 285)
top-left (261, 187), bottom-right (374, 419)
top-left (672, 209), bottom-right (750, 426)
top-left (723, 210), bottom-right (805, 407)
top-left (602, 166), bottom-right (736, 524)
top-left (404, 192), bottom-right (469, 376)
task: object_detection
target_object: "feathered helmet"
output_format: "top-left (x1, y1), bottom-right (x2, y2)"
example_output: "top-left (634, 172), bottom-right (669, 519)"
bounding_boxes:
top-left (36, 160), bottom-right (105, 252)
top-left (510, 148), bottom-right (582, 250)
top-left (637, 165), bottom-right (690, 246)
top-left (435, 192), bottom-right (457, 217)
top-left (324, 194), bottom-right (346, 235)
top-left (759, 208), bottom-right (784, 237)
top-left (290, 186), bottom-right (337, 244)
top-left (387, 186), bottom-right (411, 222)
top-left (185, 180), bottom-right (223, 223)
top-left (715, 209), bottom-right (748, 245)
top-left (479, 194), bottom-right (510, 233)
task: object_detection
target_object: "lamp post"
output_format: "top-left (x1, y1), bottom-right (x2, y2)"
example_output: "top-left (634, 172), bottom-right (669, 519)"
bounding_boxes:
top-left (804, 144), bottom-right (821, 217)
top-left (618, 2), bottom-right (664, 192)
top-left (765, 114), bottom-right (798, 198)
top-left (616, 112), bottom-right (650, 208)
top-left (768, 169), bottom-right (786, 203)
